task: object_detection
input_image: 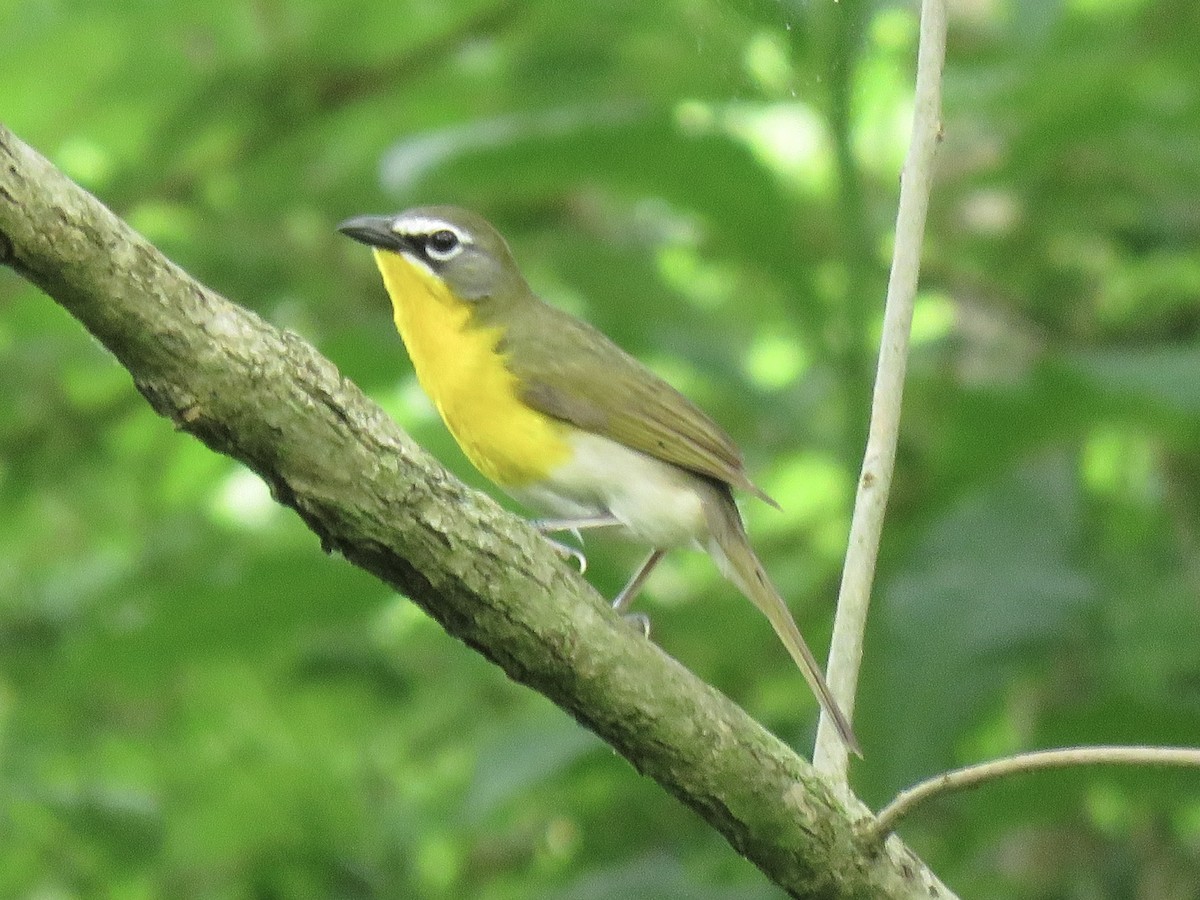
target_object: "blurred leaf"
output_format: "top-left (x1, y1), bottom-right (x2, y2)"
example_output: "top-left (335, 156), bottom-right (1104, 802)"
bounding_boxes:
top-left (466, 701), bottom-right (602, 821)
top-left (559, 852), bottom-right (782, 900)
top-left (874, 456), bottom-right (1095, 787)
top-left (1067, 345), bottom-right (1200, 415)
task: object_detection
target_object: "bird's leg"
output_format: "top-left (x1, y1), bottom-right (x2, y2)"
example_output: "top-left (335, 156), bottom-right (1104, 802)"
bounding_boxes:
top-left (533, 515), bottom-right (623, 534)
top-left (613, 548), bottom-right (666, 612)
top-left (533, 515), bottom-right (622, 574)
top-left (533, 519), bottom-right (664, 638)
top-left (612, 549), bottom-right (667, 637)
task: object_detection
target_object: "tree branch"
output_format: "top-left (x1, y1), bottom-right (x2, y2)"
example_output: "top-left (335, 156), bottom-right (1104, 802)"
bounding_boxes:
top-left (0, 123), bottom-right (954, 899)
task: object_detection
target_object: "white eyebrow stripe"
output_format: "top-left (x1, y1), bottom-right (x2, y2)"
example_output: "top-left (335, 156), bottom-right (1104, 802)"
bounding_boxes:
top-left (390, 217), bottom-right (468, 242)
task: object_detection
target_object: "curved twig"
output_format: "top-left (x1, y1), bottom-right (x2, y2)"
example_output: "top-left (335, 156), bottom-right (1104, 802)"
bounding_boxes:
top-left (867, 746), bottom-right (1200, 842)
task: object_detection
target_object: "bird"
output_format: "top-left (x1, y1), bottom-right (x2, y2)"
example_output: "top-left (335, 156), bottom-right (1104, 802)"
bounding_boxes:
top-left (338, 205), bottom-right (860, 755)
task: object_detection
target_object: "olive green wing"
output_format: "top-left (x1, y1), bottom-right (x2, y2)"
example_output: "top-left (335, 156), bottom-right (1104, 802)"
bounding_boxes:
top-left (505, 304), bottom-right (777, 506)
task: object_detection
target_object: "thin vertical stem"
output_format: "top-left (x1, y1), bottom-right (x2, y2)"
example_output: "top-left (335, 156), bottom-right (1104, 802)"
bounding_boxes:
top-left (813, 0), bottom-right (948, 781)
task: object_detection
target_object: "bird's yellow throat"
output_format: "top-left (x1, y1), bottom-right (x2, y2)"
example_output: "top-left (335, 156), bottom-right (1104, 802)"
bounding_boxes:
top-left (372, 249), bottom-right (572, 488)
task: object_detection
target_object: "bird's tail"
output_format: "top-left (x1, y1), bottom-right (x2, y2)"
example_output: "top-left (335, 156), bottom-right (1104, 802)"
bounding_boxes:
top-left (705, 487), bottom-right (862, 757)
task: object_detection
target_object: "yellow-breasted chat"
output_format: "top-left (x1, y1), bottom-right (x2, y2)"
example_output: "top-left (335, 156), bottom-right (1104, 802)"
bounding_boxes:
top-left (338, 205), bottom-right (860, 755)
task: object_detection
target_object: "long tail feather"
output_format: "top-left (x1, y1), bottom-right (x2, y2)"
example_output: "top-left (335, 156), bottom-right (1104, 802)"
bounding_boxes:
top-left (705, 488), bottom-right (862, 757)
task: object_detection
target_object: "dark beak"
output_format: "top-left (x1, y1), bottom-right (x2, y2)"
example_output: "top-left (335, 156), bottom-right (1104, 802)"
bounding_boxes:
top-left (337, 214), bottom-right (407, 252)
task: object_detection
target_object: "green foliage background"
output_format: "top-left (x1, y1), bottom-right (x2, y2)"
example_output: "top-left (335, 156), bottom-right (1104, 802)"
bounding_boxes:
top-left (2, 0), bottom-right (1199, 897)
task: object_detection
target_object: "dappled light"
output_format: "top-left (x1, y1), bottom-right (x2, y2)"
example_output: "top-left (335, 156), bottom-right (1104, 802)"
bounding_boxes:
top-left (2, 0), bottom-right (1199, 896)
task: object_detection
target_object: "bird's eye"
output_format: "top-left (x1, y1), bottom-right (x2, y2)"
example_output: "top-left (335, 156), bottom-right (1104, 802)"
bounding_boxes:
top-left (426, 229), bottom-right (460, 260)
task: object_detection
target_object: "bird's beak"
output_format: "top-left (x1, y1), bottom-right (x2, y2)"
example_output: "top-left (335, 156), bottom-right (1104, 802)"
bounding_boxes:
top-left (337, 215), bottom-right (407, 253)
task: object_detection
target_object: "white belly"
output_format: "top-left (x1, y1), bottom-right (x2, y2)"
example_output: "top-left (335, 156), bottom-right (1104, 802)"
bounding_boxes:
top-left (508, 430), bottom-right (711, 549)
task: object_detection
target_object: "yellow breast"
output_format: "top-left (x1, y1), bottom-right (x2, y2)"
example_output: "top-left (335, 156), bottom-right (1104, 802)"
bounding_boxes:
top-left (372, 249), bottom-right (572, 488)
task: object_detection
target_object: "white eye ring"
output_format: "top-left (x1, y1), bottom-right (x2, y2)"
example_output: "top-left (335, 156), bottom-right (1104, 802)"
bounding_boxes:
top-left (425, 229), bottom-right (462, 261)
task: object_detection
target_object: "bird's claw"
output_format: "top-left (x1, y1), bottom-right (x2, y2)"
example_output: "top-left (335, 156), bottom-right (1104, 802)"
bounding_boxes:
top-left (541, 535), bottom-right (587, 574)
top-left (620, 611), bottom-right (651, 638)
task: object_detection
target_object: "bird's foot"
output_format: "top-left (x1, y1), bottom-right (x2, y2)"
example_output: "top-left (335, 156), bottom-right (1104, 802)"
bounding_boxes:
top-left (539, 534), bottom-right (587, 574)
top-left (533, 515), bottom-right (621, 574)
